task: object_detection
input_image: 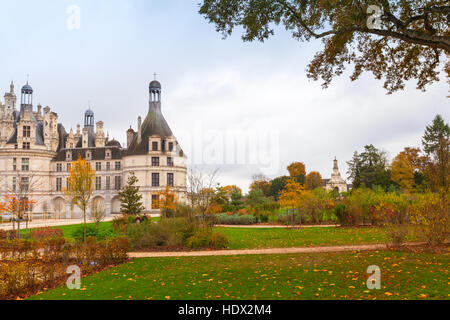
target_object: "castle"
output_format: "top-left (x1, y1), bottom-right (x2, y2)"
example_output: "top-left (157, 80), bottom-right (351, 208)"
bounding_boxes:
top-left (324, 158), bottom-right (348, 193)
top-left (0, 79), bottom-right (187, 218)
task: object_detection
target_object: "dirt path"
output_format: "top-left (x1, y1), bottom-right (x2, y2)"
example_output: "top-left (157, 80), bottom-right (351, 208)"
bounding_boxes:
top-left (128, 242), bottom-right (425, 258)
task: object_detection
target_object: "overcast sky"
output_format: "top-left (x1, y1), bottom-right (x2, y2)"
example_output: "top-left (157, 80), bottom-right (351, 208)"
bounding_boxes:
top-left (0, 0), bottom-right (448, 192)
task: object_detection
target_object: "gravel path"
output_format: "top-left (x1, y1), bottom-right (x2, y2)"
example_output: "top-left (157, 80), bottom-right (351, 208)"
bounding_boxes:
top-left (128, 242), bottom-right (425, 258)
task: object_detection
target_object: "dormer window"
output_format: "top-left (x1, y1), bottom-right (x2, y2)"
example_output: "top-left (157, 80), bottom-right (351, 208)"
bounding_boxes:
top-left (23, 126), bottom-right (31, 138)
top-left (86, 151), bottom-right (92, 160)
top-left (105, 149), bottom-right (112, 160)
top-left (152, 141), bottom-right (158, 151)
top-left (66, 151), bottom-right (72, 161)
top-left (169, 142), bottom-right (174, 152)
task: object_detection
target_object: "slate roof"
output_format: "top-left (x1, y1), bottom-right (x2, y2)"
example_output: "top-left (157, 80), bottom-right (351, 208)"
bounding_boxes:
top-left (52, 146), bottom-right (124, 162)
top-left (75, 128), bottom-right (96, 148)
top-left (125, 102), bottom-right (174, 156)
top-left (106, 139), bottom-right (122, 148)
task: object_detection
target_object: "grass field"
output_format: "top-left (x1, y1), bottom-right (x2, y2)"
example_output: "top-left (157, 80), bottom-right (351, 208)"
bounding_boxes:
top-left (17, 221), bottom-right (114, 240)
top-left (217, 226), bottom-right (419, 249)
top-left (29, 249), bottom-right (449, 300)
top-left (20, 222), bottom-right (419, 248)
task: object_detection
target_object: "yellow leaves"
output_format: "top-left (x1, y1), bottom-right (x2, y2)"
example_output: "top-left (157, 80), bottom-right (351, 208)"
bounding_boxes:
top-left (287, 162), bottom-right (306, 177)
top-left (158, 186), bottom-right (178, 212)
top-left (384, 292), bottom-right (393, 296)
top-left (418, 294), bottom-right (428, 299)
top-left (165, 296), bottom-right (171, 300)
top-left (348, 286), bottom-right (355, 289)
top-left (65, 155), bottom-right (96, 210)
top-left (390, 151), bottom-right (415, 192)
top-left (279, 179), bottom-right (305, 209)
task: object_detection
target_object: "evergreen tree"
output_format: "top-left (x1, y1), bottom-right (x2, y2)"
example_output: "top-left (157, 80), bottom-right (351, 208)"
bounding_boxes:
top-left (422, 115), bottom-right (450, 192)
top-left (118, 172), bottom-right (145, 215)
top-left (347, 145), bottom-right (392, 190)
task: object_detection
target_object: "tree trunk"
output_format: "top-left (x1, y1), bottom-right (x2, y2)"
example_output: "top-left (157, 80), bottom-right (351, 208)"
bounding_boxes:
top-left (83, 206), bottom-right (87, 243)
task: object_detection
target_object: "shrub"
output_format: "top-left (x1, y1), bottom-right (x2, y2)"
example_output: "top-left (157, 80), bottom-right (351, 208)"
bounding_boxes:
top-left (411, 193), bottom-right (449, 246)
top-left (374, 193), bottom-right (411, 247)
top-left (277, 211), bottom-right (302, 225)
top-left (257, 212), bottom-right (270, 223)
top-left (175, 204), bottom-right (195, 218)
top-left (31, 227), bottom-right (64, 241)
top-left (0, 237), bottom-right (129, 300)
top-left (112, 216), bottom-right (129, 232)
top-left (123, 218), bottom-right (197, 250)
top-left (334, 204), bottom-right (348, 226)
top-left (186, 229), bottom-right (228, 249)
top-left (0, 230), bottom-right (8, 240)
top-left (213, 214), bottom-right (256, 225)
top-left (71, 225), bottom-right (115, 242)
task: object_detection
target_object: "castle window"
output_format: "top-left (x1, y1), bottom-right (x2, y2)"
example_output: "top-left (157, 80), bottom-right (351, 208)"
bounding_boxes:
top-left (13, 158), bottom-right (17, 171)
top-left (23, 126), bottom-right (31, 138)
top-left (106, 177), bottom-right (110, 190)
top-left (15, 144), bottom-right (18, 149)
top-left (67, 163), bottom-right (71, 172)
top-left (115, 161), bottom-right (121, 171)
top-left (12, 177), bottom-right (16, 192)
top-left (152, 173), bottom-right (160, 187)
top-left (114, 176), bottom-right (122, 190)
top-left (106, 162), bottom-right (111, 171)
top-left (56, 178), bottom-right (62, 192)
top-left (167, 173), bottom-right (174, 187)
top-left (20, 177), bottom-right (29, 192)
top-left (152, 157), bottom-right (160, 167)
top-left (21, 158), bottom-right (30, 172)
top-left (23, 142), bottom-right (30, 150)
top-left (96, 177), bottom-right (102, 191)
top-left (56, 163), bottom-right (63, 172)
top-left (167, 157), bottom-right (174, 167)
top-left (152, 141), bottom-right (158, 151)
top-left (86, 152), bottom-right (91, 160)
top-left (152, 195), bottom-right (159, 210)
top-left (169, 142), bottom-right (174, 152)
top-left (96, 162), bottom-right (102, 171)
top-left (66, 178), bottom-right (70, 191)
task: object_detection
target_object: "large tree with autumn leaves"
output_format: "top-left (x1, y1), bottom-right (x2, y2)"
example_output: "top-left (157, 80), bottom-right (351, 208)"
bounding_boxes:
top-left (64, 156), bottom-right (96, 242)
top-left (199, 0), bottom-right (449, 94)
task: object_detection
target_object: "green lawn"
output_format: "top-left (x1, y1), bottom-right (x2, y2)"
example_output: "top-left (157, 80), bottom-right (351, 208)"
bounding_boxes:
top-left (217, 226), bottom-right (418, 249)
top-left (22, 222), bottom-right (418, 248)
top-left (17, 221), bottom-right (113, 241)
top-left (29, 250), bottom-right (449, 300)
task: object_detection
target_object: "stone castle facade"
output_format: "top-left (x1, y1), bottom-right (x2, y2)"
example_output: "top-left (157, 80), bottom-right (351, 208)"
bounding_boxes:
top-left (324, 158), bottom-right (348, 193)
top-left (0, 80), bottom-right (187, 218)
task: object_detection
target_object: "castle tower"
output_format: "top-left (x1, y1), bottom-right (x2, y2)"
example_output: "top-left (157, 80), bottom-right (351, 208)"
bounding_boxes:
top-left (124, 79), bottom-right (187, 213)
top-left (84, 108), bottom-right (95, 131)
top-left (20, 81), bottom-right (33, 111)
top-left (325, 158), bottom-right (348, 193)
top-left (4, 81), bottom-right (17, 116)
top-left (149, 80), bottom-right (161, 104)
